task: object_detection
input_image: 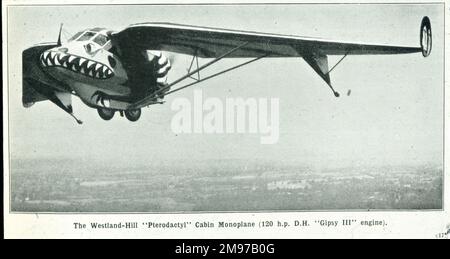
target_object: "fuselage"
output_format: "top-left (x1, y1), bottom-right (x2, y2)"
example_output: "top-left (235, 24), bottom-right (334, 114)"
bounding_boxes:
top-left (23, 26), bottom-right (170, 122)
top-left (40, 28), bottom-right (132, 108)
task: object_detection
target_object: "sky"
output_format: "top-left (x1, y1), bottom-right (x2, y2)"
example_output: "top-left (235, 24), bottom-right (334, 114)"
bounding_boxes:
top-left (6, 4), bottom-right (444, 168)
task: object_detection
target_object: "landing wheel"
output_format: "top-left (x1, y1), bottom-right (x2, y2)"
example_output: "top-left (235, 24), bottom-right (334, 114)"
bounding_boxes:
top-left (125, 108), bottom-right (141, 122)
top-left (97, 108), bottom-right (115, 120)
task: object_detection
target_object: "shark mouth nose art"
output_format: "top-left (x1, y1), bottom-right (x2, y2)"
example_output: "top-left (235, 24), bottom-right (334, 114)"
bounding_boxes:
top-left (40, 51), bottom-right (114, 79)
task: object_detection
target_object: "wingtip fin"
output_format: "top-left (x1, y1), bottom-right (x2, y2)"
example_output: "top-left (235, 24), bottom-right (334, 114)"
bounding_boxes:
top-left (420, 16), bottom-right (432, 57)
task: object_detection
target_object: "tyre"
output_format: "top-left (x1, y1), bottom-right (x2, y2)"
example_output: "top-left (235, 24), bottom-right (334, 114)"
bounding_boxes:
top-left (97, 108), bottom-right (115, 120)
top-left (125, 108), bottom-right (141, 122)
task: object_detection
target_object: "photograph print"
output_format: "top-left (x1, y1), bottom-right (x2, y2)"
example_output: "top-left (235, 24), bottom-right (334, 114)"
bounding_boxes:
top-left (7, 3), bottom-right (444, 212)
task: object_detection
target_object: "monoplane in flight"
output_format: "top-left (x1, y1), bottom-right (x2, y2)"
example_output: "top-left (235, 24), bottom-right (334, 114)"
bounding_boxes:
top-left (22, 17), bottom-right (432, 123)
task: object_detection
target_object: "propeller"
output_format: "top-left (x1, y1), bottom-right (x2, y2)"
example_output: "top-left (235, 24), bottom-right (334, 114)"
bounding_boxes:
top-left (57, 23), bottom-right (63, 46)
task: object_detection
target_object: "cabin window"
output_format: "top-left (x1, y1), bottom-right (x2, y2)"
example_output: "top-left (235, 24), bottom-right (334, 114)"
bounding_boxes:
top-left (77, 31), bottom-right (96, 41)
top-left (93, 34), bottom-right (109, 47)
top-left (68, 31), bottom-right (84, 42)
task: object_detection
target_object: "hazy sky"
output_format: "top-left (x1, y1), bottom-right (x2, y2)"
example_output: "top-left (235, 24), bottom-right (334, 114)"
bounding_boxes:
top-left (7, 4), bottom-right (444, 168)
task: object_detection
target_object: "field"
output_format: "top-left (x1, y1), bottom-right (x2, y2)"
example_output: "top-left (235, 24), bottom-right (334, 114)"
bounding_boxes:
top-left (10, 158), bottom-right (442, 212)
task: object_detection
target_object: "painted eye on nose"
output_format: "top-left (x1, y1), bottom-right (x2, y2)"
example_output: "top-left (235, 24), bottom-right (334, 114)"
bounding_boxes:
top-left (108, 56), bottom-right (116, 68)
top-left (84, 44), bottom-right (93, 54)
top-left (58, 47), bottom-right (68, 53)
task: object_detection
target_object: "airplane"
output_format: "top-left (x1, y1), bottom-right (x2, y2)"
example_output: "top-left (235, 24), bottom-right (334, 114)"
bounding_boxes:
top-left (22, 16), bottom-right (432, 124)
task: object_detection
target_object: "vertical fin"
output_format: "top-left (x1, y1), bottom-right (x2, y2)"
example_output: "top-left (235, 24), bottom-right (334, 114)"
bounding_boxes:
top-left (303, 52), bottom-right (331, 84)
top-left (49, 91), bottom-right (82, 124)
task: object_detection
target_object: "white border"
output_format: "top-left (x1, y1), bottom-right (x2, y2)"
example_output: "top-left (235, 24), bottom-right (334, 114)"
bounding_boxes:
top-left (3, 0), bottom-right (449, 239)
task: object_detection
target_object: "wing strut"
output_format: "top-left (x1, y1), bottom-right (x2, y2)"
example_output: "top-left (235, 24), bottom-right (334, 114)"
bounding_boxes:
top-left (327, 51), bottom-right (349, 75)
top-left (156, 41), bottom-right (249, 97)
top-left (186, 50), bottom-right (201, 81)
top-left (164, 54), bottom-right (267, 97)
top-left (130, 41), bottom-right (265, 109)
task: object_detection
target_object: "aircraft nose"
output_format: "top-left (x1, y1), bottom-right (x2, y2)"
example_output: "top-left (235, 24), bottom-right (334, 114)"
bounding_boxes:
top-left (39, 49), bottom-right (114, 79)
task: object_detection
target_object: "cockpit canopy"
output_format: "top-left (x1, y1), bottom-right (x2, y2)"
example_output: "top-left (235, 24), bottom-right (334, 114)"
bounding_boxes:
top-left (69, 28), bottom-right (112, 49)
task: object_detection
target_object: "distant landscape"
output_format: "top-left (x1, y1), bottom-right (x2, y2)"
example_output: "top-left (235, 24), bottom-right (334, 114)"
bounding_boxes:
top-left (10, 158), bottom-right (442, 212)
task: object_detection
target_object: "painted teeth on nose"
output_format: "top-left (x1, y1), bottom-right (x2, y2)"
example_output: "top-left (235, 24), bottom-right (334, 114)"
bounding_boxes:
top-left (68, 56), bottom-right (76, 64)
top-left (42, 52), bottom-right (49, 65)
top-left (87, 61), bottom-right (96, 70)
top-left (95, 64), bottom-right (104, 77)
top-left (54, 55), bottom-right (61, 66)
top-left (79, 57), bottom-right (87, 67)
top-left (44, 52), bottom-right (112, 79)
top-left (59, 54), bottom-right (69, 64)
top-left (40, 53), bottom-right (46, 67)
top-left (47, 54), bottom-right (53, 66)
top-left (48, 56), bottom-right (54, 66)
top-left (43, 51), bottom-right (50, 60)
top-left (72, 57), bottom-right (80, 69)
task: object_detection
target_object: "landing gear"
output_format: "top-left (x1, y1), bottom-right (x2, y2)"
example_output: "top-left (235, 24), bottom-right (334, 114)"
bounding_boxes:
top-left (124, 108), bottom-right (141, 122)
top-left (96, 107), bottom-right (141, 122)
top-left (97, 108), bottom-right (115, 120)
